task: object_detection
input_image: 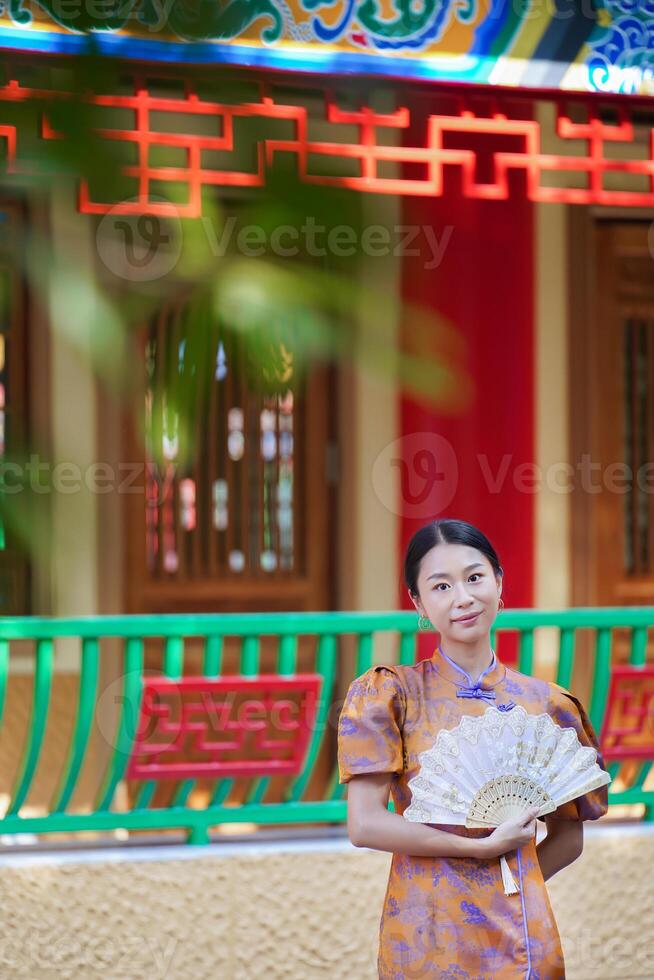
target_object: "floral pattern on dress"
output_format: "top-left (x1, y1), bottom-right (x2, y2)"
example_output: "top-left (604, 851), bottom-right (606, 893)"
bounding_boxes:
top-left (337, 649), bottom-right (609, 978)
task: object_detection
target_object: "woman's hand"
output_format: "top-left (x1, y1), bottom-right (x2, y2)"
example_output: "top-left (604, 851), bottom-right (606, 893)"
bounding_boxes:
top-left (479, 806), bottom-right (540, 859)
top-left (346, 773), bottom-right (540, 860)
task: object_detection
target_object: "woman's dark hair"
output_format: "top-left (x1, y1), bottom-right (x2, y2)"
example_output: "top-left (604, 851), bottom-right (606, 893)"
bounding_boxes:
top-left (404, 519), bottom-right (503, 598)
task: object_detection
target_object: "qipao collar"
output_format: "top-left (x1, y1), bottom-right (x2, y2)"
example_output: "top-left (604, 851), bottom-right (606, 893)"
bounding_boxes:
top-left (431, 646), bottom-right (507, 703)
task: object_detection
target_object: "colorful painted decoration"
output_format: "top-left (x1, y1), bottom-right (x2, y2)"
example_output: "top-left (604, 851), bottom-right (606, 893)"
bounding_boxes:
top-left (0, 0), bottom-right (652, 95)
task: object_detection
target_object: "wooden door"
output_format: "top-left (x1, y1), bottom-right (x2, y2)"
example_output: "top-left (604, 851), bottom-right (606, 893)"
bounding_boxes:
top-left (570, 218), bottom-right (654, 609)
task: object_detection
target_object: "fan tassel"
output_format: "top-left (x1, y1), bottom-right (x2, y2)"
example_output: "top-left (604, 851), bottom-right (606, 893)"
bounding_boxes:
top-left (500, 855), bottom-right (520, 896)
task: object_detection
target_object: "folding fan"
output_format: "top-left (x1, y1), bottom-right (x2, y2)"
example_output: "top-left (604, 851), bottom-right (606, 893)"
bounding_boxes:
top-left (402, 704), bottom-right (611, 894)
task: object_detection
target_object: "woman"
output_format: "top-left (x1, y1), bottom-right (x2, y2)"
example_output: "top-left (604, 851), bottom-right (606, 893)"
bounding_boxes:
top-left (337, 518), bottom-right (609, 979)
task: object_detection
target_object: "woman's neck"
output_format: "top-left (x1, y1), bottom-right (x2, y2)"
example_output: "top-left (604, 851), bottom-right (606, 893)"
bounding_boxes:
top-left (438, 640), bottom-right (495, 686)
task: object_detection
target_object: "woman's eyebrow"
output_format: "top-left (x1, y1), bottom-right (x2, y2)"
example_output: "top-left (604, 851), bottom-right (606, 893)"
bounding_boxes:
top-left (426, 562), bottom-right (484, 582)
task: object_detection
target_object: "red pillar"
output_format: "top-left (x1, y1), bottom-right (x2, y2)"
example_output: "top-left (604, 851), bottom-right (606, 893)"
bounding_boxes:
top-left (398, 106), bottom-right (535, 660)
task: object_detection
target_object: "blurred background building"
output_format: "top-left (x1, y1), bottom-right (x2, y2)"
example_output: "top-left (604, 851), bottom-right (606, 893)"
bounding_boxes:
top-left (0, 3), bottom-right (652, 626)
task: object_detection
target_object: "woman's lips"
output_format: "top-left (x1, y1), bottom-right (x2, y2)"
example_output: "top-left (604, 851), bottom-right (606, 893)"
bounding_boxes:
top-left (453, 611), bottom-right (481, 625)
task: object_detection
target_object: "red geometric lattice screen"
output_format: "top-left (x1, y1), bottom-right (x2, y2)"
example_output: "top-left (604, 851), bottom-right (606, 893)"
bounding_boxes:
top-left (600, 666), bottom-right (654, 762)
top-left (0, 76), bottom-right (653, 214)
top-left (126, 674), bottom-right (322, 780)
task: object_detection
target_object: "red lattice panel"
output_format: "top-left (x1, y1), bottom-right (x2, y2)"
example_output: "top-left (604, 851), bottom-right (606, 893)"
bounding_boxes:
top-left (126, 674), bottom-right (322, 779)
top-left (600, 666), bottom-right (654, 762)
top-left (0, 78), bottom-right (652, 214)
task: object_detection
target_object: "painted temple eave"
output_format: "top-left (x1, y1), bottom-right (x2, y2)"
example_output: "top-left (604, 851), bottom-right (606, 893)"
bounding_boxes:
top-left (0, 0), bottom-right (650, 96)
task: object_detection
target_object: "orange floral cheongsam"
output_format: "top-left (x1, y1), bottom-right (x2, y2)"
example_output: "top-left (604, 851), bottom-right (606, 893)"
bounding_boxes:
top-left (337, 647), bottom-right (609, 980)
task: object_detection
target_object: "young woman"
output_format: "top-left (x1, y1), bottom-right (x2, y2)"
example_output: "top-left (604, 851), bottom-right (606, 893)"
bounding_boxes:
top-left (337, 518), bottom-right (608, 979)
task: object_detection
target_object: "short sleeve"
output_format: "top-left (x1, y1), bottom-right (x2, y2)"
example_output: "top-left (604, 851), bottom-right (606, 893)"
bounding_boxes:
top-left (337, 665), bottom-right (406, 784)
top-left (541, 682), bottom-right (610, 822)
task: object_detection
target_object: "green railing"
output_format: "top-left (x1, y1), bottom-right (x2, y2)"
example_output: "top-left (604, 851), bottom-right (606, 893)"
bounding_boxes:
top-left (0, 607), bottom-right (652, 845)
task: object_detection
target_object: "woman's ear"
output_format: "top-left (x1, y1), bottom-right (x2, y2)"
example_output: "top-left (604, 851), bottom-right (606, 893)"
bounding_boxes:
top-left (407, 590), bottom-right (421, 615)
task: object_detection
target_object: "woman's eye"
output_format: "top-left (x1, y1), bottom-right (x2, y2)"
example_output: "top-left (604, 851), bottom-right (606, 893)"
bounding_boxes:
top-left (433, 583), bottom-right (449, 591)
top-left (469, 574), bottom-right (481, 582)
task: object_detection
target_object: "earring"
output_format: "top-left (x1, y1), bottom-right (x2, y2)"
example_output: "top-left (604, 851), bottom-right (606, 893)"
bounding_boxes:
top-left (418, 614), bottom-right (432, 631)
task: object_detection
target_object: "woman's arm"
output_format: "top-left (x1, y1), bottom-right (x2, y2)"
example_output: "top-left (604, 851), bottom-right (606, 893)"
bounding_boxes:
top-left (536, 815), bottom-right (584, 880)
top-left (346, 772), bottom-right (539, 860)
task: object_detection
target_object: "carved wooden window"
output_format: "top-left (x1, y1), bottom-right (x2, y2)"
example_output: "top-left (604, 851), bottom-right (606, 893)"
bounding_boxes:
top-left (126, 296), bottom-right (333, 613)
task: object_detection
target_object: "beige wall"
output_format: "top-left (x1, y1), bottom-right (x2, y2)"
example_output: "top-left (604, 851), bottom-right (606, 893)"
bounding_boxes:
top-left (535, 201), bottom-right (571, 613)
top-left (337, 190), bottom-right (401, 622)
top-left (10, 184), bottom-right (101, 671)
top-left (533, 101), bottom-right (580, 614)
top-left (0, 827), bottom-right (650, 978)
top-left (46, 185), bottom-right (100, 624)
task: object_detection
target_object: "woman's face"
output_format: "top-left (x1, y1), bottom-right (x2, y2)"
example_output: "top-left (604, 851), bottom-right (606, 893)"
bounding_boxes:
top-left (410, 542), bottom-right (502, 644)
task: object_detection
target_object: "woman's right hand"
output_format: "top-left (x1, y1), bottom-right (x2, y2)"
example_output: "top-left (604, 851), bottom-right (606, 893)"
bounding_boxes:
top-left (481, 806), bottom-right (540, 858)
